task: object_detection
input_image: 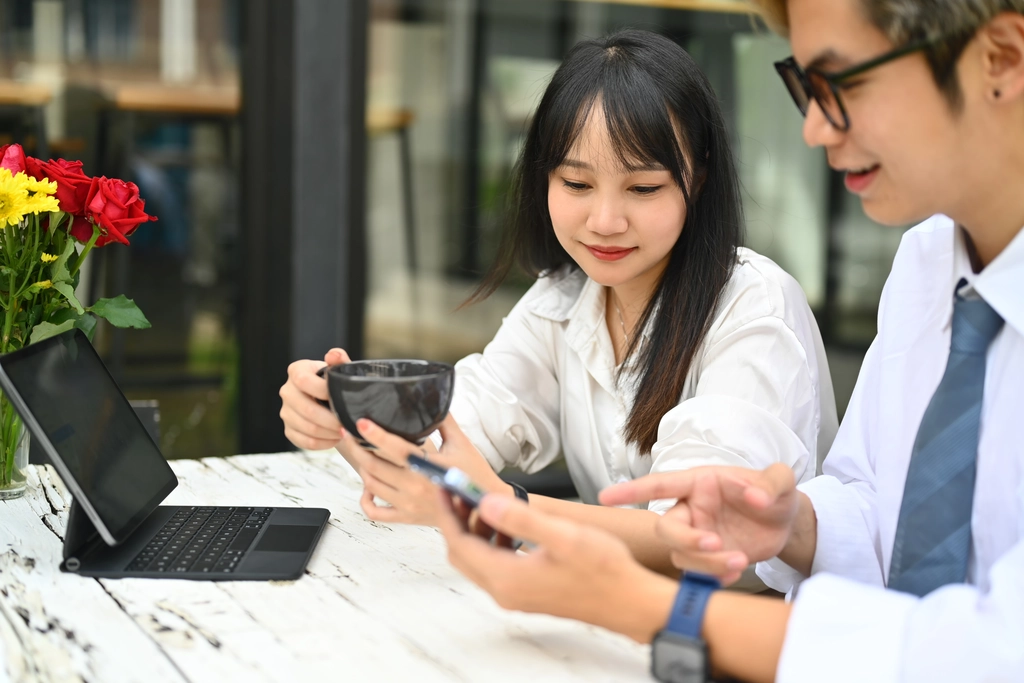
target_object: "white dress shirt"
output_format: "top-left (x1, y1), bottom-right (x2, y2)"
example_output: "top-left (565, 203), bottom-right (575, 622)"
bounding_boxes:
top-left (758, 216), bottom-right (1024, 683)
top-left (447, 247), bottom-right (838, 513)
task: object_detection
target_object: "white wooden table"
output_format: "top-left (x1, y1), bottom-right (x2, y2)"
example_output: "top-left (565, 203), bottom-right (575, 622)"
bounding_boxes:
top-left (0, 452), bottom-right (651, 683)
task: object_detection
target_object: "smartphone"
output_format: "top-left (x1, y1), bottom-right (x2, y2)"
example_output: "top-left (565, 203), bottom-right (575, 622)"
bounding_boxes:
top-left (407, 454), bottom-right (485, 508)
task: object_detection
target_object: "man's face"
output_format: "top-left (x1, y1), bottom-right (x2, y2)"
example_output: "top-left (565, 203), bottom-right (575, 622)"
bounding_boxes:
top-left (787, 0), bottom-right (970, 227)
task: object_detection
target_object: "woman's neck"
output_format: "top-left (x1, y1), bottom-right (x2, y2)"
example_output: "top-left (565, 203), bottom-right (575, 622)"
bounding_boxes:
top-left (606, 282), bottom-right (655, 366)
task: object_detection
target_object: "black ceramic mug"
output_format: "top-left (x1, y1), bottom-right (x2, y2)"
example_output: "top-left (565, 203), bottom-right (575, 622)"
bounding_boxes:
top-left (316, 359), bottom-right (455, 447)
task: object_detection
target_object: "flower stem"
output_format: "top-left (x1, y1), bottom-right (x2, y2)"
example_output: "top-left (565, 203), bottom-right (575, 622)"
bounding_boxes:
top-left (69, 222), bottom-right (101, 278)
top-left (2, 273), bottom-right (15, 353)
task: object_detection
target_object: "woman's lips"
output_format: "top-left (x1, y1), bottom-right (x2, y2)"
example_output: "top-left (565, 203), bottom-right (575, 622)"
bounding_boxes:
top-left (586, 245), bottom-right (636, 261)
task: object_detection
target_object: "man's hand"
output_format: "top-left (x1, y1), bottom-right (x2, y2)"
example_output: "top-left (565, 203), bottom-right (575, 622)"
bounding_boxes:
top-left (437, 493), bottom-right (678, 643)
top-left (600, 463), bottom-right (805, 583)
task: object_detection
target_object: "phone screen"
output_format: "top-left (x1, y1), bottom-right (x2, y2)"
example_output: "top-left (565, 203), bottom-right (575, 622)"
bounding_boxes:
top-left (407, 454), bottom-right (484, 508)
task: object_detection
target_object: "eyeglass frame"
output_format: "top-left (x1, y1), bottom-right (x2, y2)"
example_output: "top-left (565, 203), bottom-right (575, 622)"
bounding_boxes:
top-left (774, 36), bottom-right (941, 131)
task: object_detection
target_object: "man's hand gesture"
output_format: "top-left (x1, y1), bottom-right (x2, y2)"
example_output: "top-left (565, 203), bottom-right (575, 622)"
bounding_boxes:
top-left (600, 463), bottom-right (809, 584)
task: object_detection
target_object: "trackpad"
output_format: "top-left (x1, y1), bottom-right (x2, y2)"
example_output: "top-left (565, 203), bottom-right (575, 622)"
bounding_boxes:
top-left (256, 525), bottom-right (318, 552)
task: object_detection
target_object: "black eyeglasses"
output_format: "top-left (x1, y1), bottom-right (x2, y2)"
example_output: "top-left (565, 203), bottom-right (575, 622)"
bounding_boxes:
top-left (774, 37), bottom-right (938, 131)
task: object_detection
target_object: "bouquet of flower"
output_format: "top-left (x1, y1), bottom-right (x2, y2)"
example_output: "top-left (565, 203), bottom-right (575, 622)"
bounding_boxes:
top-left (0, 142), bottom-right (156, 497)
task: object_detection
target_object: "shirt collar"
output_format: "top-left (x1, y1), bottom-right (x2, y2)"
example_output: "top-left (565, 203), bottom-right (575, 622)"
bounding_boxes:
top-left (526, 266), bottom-right (653, 337)
top-left (525, 267), bottom-right (651, 377)
top-left (951, 221), bottom-right (1024, 335)
top-left (525, 267), bottom-right (591, 323)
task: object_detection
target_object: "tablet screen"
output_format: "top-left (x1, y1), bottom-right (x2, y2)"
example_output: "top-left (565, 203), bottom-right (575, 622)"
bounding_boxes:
top-left (0, 329), bottom-right (176, 544)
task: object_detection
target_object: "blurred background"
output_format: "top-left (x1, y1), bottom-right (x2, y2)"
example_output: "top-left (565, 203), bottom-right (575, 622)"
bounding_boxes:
top-left (0, 0), bottom-right (904, 462)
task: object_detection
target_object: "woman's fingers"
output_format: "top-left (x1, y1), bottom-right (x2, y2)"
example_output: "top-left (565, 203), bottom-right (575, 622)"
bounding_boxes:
top-left (283, 426), bottom-right (340, 451)
top-left (359, 487), bottom-right (404, 523)
top-left (324, 347), bottom-right (351, 365)
top-left (656, 512), bottom-right (722, 552)
top-left (280, 404), bottom-right (342, 443)
top-left (667, 548), bottom-right (749, 577)
top-left (286, 359), bottom-right (332, 401)
top-left (436, 414), bottom-right (470, 448)
top-left (657, 507), bottom-right (747, 577)
top-left (356, 419), bottom-right (421, 467)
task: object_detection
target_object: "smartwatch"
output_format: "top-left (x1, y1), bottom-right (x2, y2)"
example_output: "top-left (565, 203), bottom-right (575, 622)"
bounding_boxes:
top-left (650, 572), bottom-right (720, 683)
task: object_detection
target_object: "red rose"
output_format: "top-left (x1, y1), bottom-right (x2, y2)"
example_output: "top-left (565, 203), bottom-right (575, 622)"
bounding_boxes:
top-left (25, 157), bottom-right (93, 217)
top-left (74, 177), bottom-right (157, 247)
top-left (0, 144), bottom-right (27, 174)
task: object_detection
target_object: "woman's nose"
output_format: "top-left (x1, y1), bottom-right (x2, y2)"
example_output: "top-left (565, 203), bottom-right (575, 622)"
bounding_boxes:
top-left (586, 192), bottom-right (629, 235)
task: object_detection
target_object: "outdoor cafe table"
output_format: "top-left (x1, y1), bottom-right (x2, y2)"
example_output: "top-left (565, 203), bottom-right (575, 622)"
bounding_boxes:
top-left (0, 451), bottom-right (652, 682)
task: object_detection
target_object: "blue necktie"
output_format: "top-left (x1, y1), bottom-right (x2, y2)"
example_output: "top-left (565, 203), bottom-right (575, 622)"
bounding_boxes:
top-left (888, 283), bottom-right (1004, 597)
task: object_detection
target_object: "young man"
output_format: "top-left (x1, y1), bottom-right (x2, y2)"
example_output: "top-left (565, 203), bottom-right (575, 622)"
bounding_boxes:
top-left (368, 1), bottom-right (1024, 681)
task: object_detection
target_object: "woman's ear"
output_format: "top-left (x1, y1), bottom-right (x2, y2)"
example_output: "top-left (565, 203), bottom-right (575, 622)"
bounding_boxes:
top-left (977, 12), bottom-right (1024, 104)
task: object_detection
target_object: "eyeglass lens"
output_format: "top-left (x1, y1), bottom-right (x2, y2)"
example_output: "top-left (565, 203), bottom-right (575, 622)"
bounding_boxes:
top-left (805, 71), bottom-right (846, 129)
top-left (778, 62), bottom-right (848, 130)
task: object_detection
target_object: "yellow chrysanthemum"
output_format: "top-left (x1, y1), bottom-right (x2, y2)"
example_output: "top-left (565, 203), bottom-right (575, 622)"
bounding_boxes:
top-left (26, 175), bottom-right (56, 195)
top-left (0, 168), bottom-right (59, 227)
top-left (40, 253), bottom-right (59, 263)
top-left (32, 280), bottom-right (52, 290)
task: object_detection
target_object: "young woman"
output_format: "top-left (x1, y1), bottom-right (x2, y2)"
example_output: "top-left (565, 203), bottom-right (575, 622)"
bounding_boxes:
top-left (279, 29), bottom-right (837, 576)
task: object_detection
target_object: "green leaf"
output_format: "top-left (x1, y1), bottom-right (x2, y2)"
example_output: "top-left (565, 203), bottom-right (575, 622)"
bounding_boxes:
top-left (48, 211), bottom-right (66, 230)
top-left (88, 295), bottom-right (151, 329)
top-left (53, 282), bottom-right (84, 314)
top-left (51, 239), bottom-right (77, 283)
top-left (75, 313), bottom-right (98, 342)
top-left (29, 320), bottom-right (75, 345)
top-left (46, 307), bottom-right (78, 326)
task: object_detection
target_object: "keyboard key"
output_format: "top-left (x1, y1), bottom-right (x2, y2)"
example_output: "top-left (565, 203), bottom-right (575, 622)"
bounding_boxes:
top-left (125, 506), bottom-right (272, 575)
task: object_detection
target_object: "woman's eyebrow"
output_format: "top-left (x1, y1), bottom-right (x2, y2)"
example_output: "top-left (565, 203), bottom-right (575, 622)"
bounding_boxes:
top-left (623, 161), bottom-right (668, 173)
top-left (558, 158), bottom-right (667, 173)
top-left (559, 158), bottom-right (593, 171)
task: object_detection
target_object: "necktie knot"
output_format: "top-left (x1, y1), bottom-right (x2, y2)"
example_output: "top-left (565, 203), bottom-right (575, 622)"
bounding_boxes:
top-left (951, 293), bottom-right (1004, 355)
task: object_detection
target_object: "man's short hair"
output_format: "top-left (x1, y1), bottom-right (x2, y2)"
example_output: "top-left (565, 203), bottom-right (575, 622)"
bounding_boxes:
top-left (750, 0), bottom-right (1024, 107)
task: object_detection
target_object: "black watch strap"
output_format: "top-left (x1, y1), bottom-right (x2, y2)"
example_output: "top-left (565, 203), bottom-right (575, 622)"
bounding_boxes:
top-left (509, 481), bottom-right (529, 503)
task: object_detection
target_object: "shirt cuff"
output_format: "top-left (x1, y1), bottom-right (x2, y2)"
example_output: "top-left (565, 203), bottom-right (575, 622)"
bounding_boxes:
top-left (801, 475), bottom-right (886, 586)
top-left (755, 556), bottom-right (804, 595)
top-left (776, 573), bottom-right (917, 683)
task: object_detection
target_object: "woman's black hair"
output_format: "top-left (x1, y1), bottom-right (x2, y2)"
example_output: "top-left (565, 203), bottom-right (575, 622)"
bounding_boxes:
top-left (467, 28), bottom-right (743, 455)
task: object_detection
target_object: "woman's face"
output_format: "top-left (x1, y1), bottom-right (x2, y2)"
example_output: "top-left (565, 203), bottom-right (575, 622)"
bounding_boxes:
top-left (547, 102), bottom-right (687, 294)
top-left (788, 0), bottom-right (980, 227)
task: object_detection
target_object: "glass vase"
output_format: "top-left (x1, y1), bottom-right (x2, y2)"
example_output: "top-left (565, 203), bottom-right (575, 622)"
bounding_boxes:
top-left (0, 395), bottom-right (29, 500)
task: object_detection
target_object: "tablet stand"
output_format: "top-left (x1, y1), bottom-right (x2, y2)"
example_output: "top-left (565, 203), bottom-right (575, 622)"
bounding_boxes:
top-left (61, 498), bottom-right (107, 572)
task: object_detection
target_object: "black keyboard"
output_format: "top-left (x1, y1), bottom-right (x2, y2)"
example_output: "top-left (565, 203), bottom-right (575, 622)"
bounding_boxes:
top-left (126, 506), bottom-right (272, 574)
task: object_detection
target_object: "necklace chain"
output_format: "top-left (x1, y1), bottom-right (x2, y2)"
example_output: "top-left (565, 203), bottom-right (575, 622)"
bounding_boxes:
top-left (613, 296), bottom-right (633, 346)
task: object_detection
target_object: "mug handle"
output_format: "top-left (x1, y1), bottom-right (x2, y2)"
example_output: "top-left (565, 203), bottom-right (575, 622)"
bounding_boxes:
top-left (314, 366), bottom-right (331, 409)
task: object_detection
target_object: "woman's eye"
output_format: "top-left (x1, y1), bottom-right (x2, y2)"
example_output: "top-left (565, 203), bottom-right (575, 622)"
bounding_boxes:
top-left (632, 185), bottom-right (662, 195)
top-left (562, 180), bottom-right (588, 191)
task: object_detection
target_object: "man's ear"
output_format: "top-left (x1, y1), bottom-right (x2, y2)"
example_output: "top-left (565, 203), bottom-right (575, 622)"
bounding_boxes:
top-left (976, 12), bottom-right (1024, 103)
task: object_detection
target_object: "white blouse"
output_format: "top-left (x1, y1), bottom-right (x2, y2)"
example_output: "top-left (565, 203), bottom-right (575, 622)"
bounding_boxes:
top-left (449, 247), bottom-right (838, 513)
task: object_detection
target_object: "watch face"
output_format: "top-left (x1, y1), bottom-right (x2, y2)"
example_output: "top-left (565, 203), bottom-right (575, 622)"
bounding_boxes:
top-left (651, 632), bottom-right (708, 683)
